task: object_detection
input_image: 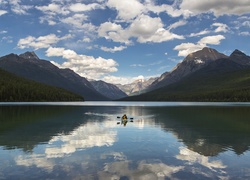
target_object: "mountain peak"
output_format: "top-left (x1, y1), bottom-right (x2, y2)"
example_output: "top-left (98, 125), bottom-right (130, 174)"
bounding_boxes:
top-left (184, 47), bottom-right (228, 62)
top-left (19, 51), bottom-right (40, 60)
top-left (229, 49), bottom-right (250, 66)
top-left (230, 49), bottom-right (246, 57)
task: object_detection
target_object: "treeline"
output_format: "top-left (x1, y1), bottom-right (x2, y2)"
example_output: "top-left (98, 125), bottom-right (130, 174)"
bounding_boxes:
top-left (0, 68), bottom-right (84, 102)
top-left (121, 68), bottom-right (250, 102)
top-left (140, 88), bottom-right (250, 102)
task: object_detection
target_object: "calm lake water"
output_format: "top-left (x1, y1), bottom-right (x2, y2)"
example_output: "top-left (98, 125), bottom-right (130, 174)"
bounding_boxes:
top-left (0, 102), bottom-right (250, 180)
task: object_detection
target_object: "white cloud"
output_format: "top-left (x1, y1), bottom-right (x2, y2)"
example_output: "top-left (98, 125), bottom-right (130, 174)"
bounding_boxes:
top-left (129, 14), bottom-right (164, 42)
top-left (46, 47), bottom-right (119, 79)
top-left (174, 43), bottom-right (204, 57)
top-left (7, 0), bottom-right (32, 15)
top-left (98, 14), bottom-right (184, 44)
top-left (239, 31), bottom-right (250, 36)
top-left (106, 0), bottom-right (145, 21)
top-left (0, 30), bottom-right (7, 34)
top-left (99, 160), bottom-right (184, 180)
top-left (102, 75), bottom-right (132, 85)
top-left (45, 122), bottom-right (117, 158)
top-left (16, 154), bottom-right (54, 171)
top-left (242, 21), bottom-right (250, 27)
top-left (174, 35), bottom-right (225, 56)
top-left (15, 120), bottom-right (118, 171)
top-left (101, 45), bottom-right (127, 53)
top-left (130, 14), bottom-right (184, 43)
top-left (168, 20), bottom-right (187, 30)
top-left (180, 0), bottom-right (250, 16)
top-left (35, 3), bottom-right (69, 15)
top-left (129, 15), bottom-right (163, 35)
top-left (0, 10), bottom-right (8, 16)
top-left (198, 35), bottom-right (225, 45)
top-left (98, 22), bottom-right (131, 44)
top-left (189, 30), bottom-right (210, 37)
top-left (17, 34), bottom-right (72, 50)
top-left (176, 147), bottom-right (226, 171)
top-left (102, 74), bottom-right (157, 85)
top-left (68, 3), bottom-right (103, 12)
top-left (146, 2), bottom-right (192, 18)
top-left (212, 23), bottom-right (230, 33)
top-left (60, 14), bottom-right (88, 28)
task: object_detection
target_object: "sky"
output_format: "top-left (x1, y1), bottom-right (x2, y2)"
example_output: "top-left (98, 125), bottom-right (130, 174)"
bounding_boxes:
top-left (0, 0), bottom-right (250, 85)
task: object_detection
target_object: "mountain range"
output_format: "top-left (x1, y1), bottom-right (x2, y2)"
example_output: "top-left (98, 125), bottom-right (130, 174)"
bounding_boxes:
top-left (1, 47), bottom-right (250, 102)
top-left (0, 68), bottom-right (83, 102)
top-left (121, 48), bottom-right (250, 101)
top-left (0, 52), bottom-right (111, 101)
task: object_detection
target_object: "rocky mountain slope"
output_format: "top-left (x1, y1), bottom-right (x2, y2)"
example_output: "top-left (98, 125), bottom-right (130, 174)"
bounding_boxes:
top-left (90, 80), bottom-right (127, 100)
top-left (120, 49), bottom-right (250, 102)
top-left (0, 68), bottom-right (83, 101)
top-left (117, 77), bottom-right (157, 96)
top-left (0, 52), bottom-right (109, 101)
top-left (148, 47), bottom-right (228, 91)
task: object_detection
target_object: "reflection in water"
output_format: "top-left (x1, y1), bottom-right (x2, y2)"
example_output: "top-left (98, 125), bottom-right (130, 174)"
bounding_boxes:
top-left (176, 147), bottom-right (227, 178)
top-left (0, 104), bottom-right (250, 179)
top-left (46, 121), bottom-right (117, 158)
top-left (152, 106), bottom-right (250, 156)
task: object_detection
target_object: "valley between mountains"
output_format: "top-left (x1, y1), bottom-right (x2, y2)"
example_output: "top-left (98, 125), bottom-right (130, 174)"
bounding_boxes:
top-left (1, 47), bottom-right (250, 102)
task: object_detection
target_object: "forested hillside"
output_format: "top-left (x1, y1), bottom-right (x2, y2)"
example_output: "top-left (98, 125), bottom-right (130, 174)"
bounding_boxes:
top-left (121, 59), bottom-right (250, 102)
top-left (0, 68), bottom-right (84, 102)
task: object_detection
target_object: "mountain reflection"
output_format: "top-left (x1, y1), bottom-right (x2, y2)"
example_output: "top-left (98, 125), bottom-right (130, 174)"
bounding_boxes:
top-left (0, 105), bottom-right (117, 152)
top-left (151, 106), bottom-right (250, 156)
top-left (1, 104), bottom-right (250, 179)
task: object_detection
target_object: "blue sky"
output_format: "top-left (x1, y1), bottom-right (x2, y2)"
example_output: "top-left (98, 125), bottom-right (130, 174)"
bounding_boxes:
top-left (0, 0), bottom-right (250, 84)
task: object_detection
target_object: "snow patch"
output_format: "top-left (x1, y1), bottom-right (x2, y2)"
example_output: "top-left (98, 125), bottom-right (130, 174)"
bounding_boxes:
top-left (194, 59), bottom-right (204, 64)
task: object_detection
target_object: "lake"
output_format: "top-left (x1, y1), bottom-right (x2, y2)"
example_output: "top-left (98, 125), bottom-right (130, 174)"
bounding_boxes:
top-left (0, 102), bottom-right (250, 179)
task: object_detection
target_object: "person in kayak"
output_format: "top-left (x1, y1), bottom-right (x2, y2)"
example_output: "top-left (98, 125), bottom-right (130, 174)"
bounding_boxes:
top-left (122, 114), bottom-right (127, 120)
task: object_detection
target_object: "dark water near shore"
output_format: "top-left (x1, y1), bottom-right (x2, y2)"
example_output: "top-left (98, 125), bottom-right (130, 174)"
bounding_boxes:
top-left (0, 102), bottom-right (250, 179)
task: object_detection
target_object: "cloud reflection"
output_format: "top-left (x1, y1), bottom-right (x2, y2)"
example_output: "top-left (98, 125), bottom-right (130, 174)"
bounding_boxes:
top-left (15, 120), bottom-right (117, 171)
top-left (98, 160), bottom-right (184, 180)
top-left (16, 154), bottom-right (54, 171)
top-left (46, 122), bottom-right (117, 158)
top-left (176, 146), bottom-right (228, 179)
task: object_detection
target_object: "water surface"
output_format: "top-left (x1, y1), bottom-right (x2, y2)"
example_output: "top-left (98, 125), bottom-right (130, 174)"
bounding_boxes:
top-left (0, 102), bottom-right (250, 179)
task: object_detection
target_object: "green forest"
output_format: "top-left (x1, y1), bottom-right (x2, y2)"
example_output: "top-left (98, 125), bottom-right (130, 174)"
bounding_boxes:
top-left (0, 68), bottom-right (84, 102)
top-left (122, 68), bottom-right (250, 102)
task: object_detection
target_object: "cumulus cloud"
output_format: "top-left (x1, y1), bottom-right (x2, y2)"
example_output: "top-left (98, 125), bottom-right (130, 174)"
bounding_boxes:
top-left (98, 14), bottom-right (184, 44)
top-left (239, 31), bottom-right (250, 36)
top-left (174, 43), bottom-right (204, 57)
top-left (212, 23), bottom-right (230, 33)
top-left (0, 10), bottom-right (8, 16)
top-left (60, 14), bottom-right (88, 28)
top-left (35, 3), bottom-right (70, 15)
top-left (46, 47), bottom-right (118, 79)
top-left (102, 74), bottom-right (156, 85)
top-left (198, 35), bottom-right (225, 45)
top-left (168, 20), bottom-right (187, 30)
top-left (68, 3), bottom-right (104, 12)
top-left (106, 0), bottom-right (145, 21)
top-left (174, 35), bottom-right (225, 56)
top-left (17, 34), bottom-right (72, 50)
top-left (130, 14), bottom-right (184, 43)
top-left (101, 45), bottom-right (127, 53)
top-left (189, 29), bottom-right (210, 37)
top-left (7, 0), bottom-right (33, 15)
top-left (145, 1), bottom-right (192, 18)
top-left (98, 22), bottom-right (131, 44)
top-left (102, 75), bottom-right (132, 85)
top-left (180, 0), bottom-right (250, 16)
